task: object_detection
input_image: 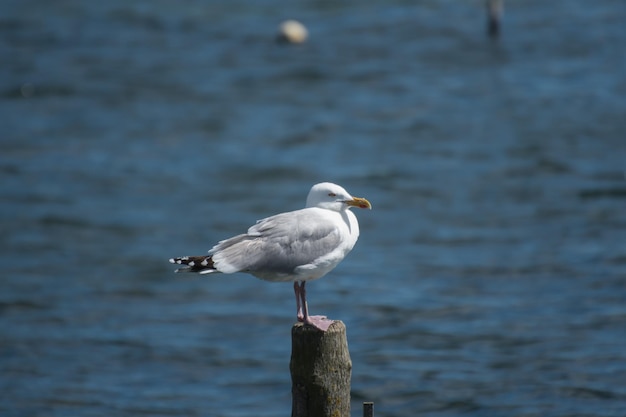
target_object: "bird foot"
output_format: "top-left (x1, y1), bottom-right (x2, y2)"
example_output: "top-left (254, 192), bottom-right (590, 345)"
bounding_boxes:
top-left (303, 315), bottom-right (335, 331)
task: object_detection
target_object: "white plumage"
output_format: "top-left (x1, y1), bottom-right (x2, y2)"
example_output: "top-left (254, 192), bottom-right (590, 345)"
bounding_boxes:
top-left (170, 182), bottom-right (371, 330)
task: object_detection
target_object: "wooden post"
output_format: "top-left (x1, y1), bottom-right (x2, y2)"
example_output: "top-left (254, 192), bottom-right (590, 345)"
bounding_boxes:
top-left (486, 0), bottom-right (503, 38)
top-left (290, 321), bottom-right (352, 417)
top-left (363, 402), bottom-right (374, 417)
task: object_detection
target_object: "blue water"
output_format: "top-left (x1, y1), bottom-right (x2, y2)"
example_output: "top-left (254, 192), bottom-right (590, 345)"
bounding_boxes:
top-left (2, 1), bottom-right (626, 416)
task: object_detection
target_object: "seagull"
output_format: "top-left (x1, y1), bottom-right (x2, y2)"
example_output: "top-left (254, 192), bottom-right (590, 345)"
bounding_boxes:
top-left (170, 182), bottom-right (371, 331)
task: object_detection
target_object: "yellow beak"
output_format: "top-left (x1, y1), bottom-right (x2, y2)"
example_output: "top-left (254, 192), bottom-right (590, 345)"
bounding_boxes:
top-left (346, 196), bottom-right (372, 210)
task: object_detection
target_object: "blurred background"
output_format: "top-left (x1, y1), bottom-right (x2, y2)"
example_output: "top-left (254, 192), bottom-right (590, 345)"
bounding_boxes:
top-left (2, 0), bottom-right (625, 416)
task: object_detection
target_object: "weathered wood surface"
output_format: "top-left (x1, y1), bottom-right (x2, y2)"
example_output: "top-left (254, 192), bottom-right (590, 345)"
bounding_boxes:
top-left (290, 321), bottom-right (352, 417)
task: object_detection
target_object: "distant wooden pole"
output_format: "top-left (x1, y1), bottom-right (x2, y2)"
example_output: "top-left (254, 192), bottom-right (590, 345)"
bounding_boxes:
top-left (363, 402), bottom-right (374, 417)
top-left (290, 321), bottom-right (352, 417)
top-left (486, 0), bottom-right (503, 38)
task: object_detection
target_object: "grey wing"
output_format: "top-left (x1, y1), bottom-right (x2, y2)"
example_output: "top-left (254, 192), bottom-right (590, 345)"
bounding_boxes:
top-left (209, 209), bottom-right (342, 275)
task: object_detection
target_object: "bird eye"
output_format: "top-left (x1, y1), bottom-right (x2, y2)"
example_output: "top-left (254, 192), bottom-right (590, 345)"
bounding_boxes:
top-left (328, 193), bottom-right (336, 197)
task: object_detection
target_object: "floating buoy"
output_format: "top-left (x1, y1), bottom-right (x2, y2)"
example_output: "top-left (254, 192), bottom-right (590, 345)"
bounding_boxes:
top-left (277, 19), bottom-right (308, 44)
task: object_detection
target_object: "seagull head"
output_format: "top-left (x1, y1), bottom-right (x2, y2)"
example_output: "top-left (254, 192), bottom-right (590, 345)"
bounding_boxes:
top-left (306, 182), bottom-right (372, 211)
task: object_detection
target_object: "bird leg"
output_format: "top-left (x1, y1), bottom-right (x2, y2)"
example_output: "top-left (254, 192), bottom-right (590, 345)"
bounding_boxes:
top-left (294, 280), bottom-right (334, 331)
top-left (299, 281), bottom-right (309, 322)
top-left (294, 281), bottom-right (304, 321)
